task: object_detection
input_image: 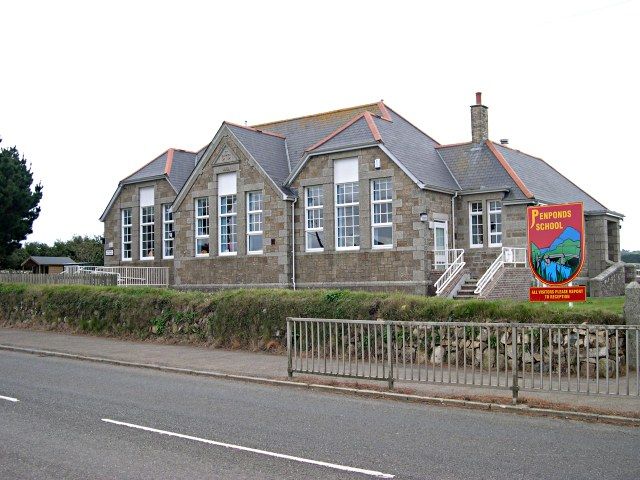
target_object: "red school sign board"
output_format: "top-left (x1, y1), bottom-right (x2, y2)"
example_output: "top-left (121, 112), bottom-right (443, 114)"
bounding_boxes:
top-left (526, 202), bottom-right (586, 302)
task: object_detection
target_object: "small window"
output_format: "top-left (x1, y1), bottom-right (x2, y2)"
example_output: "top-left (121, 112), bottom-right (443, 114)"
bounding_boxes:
top-left (140, 205), bottom-right (155, 259)
top-left (305, 186), bottom-right (324, 251)
top-left (335, 182), bottom-right (360, 250)
top-left (371, 178), bottom-right (393, 249)
top-left (195, 197), bottom-right (210, 256)
top-left (469, 201), bottom-right (484, 248)
top-left (247, 191), bottom-right (263, 254)
top-left (121, 208), bottom-right (132, 261)
top-left (162, 205), bottom-right (174, 259)
top-left (219, 194), bottom-right (237, 255)
top-left (488, 200), bottom-right (502, 247)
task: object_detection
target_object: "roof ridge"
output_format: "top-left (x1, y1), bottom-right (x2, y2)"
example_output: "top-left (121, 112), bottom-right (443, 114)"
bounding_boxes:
top-left (251, 101), bottom-right (381, 128)
top-left (435, 141), bottom-right (472, 149)
top-left (485, 140), bottom-right (534, 199)
top-left (492, 141), bottom-right (608, 210)
top-left (164, 148), bottom-right (175, 175)
top-left (225, 121), bottom-right (286, 139)
top-left (304, 111), bottom-right (381, 153)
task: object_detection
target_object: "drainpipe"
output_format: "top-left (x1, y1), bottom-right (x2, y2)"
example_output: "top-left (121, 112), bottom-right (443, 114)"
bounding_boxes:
top-left (451, 192), bottom-right (458, 250)
top-left (291, 197), bottom-right (297, 290)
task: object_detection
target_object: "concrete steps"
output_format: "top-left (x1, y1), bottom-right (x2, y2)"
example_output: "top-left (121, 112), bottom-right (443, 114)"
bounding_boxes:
top-left (454, 278), bottom-right (479, 300)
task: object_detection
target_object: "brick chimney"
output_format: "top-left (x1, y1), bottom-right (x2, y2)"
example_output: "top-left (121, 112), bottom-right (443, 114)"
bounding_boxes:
top-left (471, 91), bottom-right (488, 143)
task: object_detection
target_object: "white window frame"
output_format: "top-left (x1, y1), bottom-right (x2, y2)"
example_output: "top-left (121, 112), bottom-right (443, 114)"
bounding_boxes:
top-left (140, 205), bottom-right (155, 260)
top-left (335, 181), bottom-right (360, 251)
top-left (371, 178), bottom-right (393, 250)
top-left (162, 205), bottom-right (174, 259)
top-left (246, 191), bottom-right (263, 255)
top-left (195, 197), bottom-right (210, 257)
top-left (219, 194), bottom-right (237, 256)
top-left (469, 201), bottom-right (484, 249)
top-left (488, 200), bottom-right (502, 247)
top-left (121, 208), bottom-right (132, 261)
top-left (305, 186), bottom-right (324, 252)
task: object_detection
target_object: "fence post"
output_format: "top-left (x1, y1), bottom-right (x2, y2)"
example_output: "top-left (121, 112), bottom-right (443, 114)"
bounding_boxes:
top-left (386, 323), bottom-right (394, 390)
top-left (511, 323), bottom-right (519, 404)
top-left (286, 318), bottom-right (293, 379)
top-left (625, 282), bottom-right (640, 369)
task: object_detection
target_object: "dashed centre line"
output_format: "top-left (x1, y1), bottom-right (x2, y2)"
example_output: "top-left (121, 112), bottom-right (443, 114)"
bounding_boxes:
top-left (101, 418), bottom-right (395, 478)
top-left (0, 395), bottom-right (19, 402)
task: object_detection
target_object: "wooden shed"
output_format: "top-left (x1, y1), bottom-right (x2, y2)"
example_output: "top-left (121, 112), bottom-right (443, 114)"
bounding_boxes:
top-left (21, 256), bottom-right (79, 274)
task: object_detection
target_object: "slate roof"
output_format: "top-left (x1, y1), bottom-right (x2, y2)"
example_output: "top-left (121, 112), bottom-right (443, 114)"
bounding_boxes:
top-left (493, 143), bottom-right (610, 213)
top-left (437, 142), bottom-right (527, 200)
top-left (226, 124), bottom-right (290, 188)
top-left (123, 148), bottom-right (197, 192)
top-left (24, 256), bottom-right (78, 266)
top-left (107, 100), bottom-right (620, 221)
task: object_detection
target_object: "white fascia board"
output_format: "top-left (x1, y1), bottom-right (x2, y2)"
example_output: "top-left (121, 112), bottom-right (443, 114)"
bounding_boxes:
top-left (99, 184), bottom-right (123, 222)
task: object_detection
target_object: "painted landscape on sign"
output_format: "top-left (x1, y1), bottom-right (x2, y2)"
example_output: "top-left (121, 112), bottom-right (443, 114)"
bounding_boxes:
top-left (530, 226), bottom-right (581, 284)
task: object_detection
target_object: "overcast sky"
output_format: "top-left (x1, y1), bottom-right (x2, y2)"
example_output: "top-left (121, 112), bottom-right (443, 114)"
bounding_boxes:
top-left (2, 0), bottom-right (638, 248)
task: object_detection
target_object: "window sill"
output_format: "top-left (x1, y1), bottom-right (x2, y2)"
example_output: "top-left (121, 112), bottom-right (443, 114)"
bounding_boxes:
top-left (219, 252), bottom-right (238, 256)
top-left (372, 245), bottom-right (393, 250)
top-left (248, 251), bottom-right (263, 255)
top-left (469, 245), bottom-right (484, 249)
top-left (195, 254), bottom-right (210, 258)
top-left (140, 257), bottom-right (155, 261)
top-left (336, 247), bottom-right (360, 252)
top-left (305, 248), bottom-right (325, 253)
top-left (163, 256), bottom-right (174, 260)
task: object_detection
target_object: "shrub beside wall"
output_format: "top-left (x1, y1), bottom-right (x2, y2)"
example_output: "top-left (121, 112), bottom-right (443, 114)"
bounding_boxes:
top-left (0, 284), bottom-right (623, 351)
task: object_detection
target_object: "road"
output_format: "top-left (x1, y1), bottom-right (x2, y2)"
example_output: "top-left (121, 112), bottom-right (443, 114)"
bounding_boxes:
top-left (1, 350), bottom-right (639, 480)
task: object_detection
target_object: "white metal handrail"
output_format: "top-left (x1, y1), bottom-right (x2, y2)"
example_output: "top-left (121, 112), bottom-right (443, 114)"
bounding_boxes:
top-left (434, 249), bottom-right (465, 296)
top-left (475, 247), bottom-right (527, 295)
top-left (64, 265), bottom-right (169, 287)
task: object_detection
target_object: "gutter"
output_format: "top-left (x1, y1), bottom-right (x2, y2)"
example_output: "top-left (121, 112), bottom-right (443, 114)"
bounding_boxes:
top-left (291, 197), bottom-right (297, 290)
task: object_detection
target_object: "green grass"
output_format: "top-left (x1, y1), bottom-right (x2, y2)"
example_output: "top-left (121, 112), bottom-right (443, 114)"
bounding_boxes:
top-left (533, 296), bottom-right (625, 315)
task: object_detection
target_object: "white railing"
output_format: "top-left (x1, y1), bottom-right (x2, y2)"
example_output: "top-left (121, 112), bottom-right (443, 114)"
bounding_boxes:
top-left (475, 247), bottom-right (527, 295)
top-left (434, 249), bottom-right (465, 296)
top-left (64, 265), bottom-right (169, 287)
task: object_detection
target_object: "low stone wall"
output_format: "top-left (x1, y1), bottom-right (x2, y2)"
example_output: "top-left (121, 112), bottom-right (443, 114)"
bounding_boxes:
top-left (590, 262), bottom-right (626, 297)
top-left (0, 272), bottom-right (117, 286)
top-left (625, 282), bottom-right (640, 366)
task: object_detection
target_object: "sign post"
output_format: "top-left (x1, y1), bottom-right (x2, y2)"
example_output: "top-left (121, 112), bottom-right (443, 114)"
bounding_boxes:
top-left (527, 202), bottom-right (586, 302)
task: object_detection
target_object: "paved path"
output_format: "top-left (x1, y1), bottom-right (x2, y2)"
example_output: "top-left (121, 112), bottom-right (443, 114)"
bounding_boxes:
top-left (2, 349), bottom-right (640, 479)
top-left (1, 327), bottom-right (639, 414)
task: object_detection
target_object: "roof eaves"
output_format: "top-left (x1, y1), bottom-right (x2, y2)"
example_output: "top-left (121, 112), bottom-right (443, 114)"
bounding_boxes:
top-left (485, 140), bottom-right (535, 199)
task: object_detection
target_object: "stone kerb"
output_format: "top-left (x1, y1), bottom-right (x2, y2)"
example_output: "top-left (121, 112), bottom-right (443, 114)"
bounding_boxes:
top-left (625, 281), bottom-right (640, 366)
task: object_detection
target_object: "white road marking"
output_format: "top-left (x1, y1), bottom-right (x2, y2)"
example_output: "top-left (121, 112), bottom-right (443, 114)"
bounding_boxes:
top-left (0, 395), bottom-right (19, 402)
top-left (102, 418), bottom-right (394, 478)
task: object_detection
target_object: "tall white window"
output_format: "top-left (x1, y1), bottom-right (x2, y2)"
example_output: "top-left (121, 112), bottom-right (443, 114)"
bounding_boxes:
top-left (247, 191), bottom-right (263, 254)
top-left (488, 200), bottom-right (502, 247)
top-left (218, 172), bottom-right (237, 255)
top-left (305, 186), bottom-right (324, 251)
top-left (371, 178), bottom-right (393, 249)
top-left (121, 208), bottom-right (132, 261)
top-left (162, 205), bottom-right (174, 259)
top-left (334, 158), bottom-right (359, 250)
top-left (140, 187), bottom-right (155, 259)
top-left (469, 201), bottom-right (484, 248)
top-left (195, 197), bottom-right (210, 256)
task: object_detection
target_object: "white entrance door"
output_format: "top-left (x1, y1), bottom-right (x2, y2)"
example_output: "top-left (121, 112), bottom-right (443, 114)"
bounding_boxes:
top-left (434, 221), bottom-right (449, 270)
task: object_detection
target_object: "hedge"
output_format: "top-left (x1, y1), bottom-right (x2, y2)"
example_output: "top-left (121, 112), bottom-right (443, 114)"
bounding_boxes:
top-left (0, 284), bottom-right (623, 351)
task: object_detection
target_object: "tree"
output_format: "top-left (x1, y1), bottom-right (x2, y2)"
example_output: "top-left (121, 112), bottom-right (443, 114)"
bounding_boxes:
top-left (0, 139), bottom-right (43, 267)
top-left (622, 250), bottom-right (640, 263)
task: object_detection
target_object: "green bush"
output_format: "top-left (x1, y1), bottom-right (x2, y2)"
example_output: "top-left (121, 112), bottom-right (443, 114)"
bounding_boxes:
top-left (0, 284), bottom-right (623, 351)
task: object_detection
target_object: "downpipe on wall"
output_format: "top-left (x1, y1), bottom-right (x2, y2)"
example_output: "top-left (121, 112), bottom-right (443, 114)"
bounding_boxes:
top-left (291, 197), bottom-right (297, 290)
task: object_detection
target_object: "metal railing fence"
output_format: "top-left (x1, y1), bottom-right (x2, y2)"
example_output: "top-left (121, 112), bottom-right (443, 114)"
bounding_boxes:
top-left (64, 265), bottom-right (169, 287)
top-left (475, 247), bottom-right (527, 295)
top-left (433, 249), bottom-right (465, 296)
top-left (287, 318), bottom-right (639, 403)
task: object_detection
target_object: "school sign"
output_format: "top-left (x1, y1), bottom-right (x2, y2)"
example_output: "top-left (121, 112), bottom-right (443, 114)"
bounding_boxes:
top-left (527, 202), bottom-right (586, 302)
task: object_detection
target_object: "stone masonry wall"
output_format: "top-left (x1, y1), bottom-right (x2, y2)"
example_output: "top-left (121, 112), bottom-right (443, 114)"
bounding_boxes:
top-left (102, 178), bottom-right (177, 283)
top-left (482, 267), bottom-right (533, 300)
top-left (172, 133), bottom-right (291, 288)
top-left (290, 147), bottom-right (453, 295)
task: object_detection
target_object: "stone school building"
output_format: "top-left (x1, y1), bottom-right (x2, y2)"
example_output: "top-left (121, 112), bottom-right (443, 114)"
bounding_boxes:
top-left (100, 94), bottom-right (625, 298)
